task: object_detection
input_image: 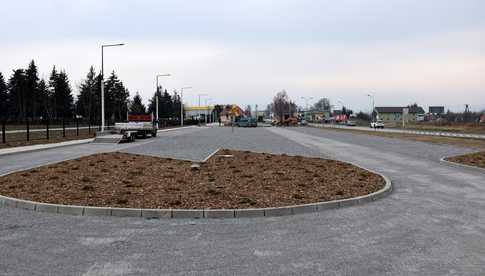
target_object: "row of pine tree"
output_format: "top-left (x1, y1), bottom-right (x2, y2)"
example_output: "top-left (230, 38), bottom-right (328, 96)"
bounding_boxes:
top-left (0, 60), bottom-right (182, 123)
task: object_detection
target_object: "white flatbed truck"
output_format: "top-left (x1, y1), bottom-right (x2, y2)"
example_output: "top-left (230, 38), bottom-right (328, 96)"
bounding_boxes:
top-left (113, 114), bottom-right (157, 142)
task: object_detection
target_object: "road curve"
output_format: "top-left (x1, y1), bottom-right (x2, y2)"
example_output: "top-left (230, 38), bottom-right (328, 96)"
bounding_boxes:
top-left (1, 126), bottom-right (484, 275)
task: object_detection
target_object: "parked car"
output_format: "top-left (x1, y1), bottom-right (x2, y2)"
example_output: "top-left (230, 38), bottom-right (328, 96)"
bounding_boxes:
top-left (370, 120), bottom-right (385, 129)
top-left (236, 117), bottom-right (258, 127)
top-left (299, 119), bottom-right (308, 126)
top-left (346, 120), bottom-right (356, 126)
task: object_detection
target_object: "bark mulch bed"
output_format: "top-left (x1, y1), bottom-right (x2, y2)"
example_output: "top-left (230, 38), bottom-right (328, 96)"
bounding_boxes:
top-left (0, 149), bottom-right (385, 209)
top-left (446, 151), bottom-right (485, 169)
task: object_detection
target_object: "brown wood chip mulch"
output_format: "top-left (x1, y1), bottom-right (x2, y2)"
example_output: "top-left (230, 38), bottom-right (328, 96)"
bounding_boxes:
top-left (0, 149), bottom-right (385, 209)
top-left (447, 151), bottom-right (485, 169)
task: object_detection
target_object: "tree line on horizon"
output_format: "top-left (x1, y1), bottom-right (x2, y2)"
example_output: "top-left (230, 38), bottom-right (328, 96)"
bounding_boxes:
top-left (0, 60), bottom-right (182, 124)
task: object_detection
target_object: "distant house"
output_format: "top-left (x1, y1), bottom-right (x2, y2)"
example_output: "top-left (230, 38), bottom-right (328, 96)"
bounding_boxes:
top-left (429, 106), bottom-right (445, 115)
top-left (303, 110), bottom-right (330, 122)
top-left (375, 106), bottom-right (425, 123)
top-left (480, 114), bottom-right (485, 124)
top-left (219, 105), bottom-right (244, 125)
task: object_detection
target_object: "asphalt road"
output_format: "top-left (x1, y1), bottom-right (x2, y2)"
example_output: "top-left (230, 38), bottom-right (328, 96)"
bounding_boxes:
top-left (1, 126), bottom-right (485, 275)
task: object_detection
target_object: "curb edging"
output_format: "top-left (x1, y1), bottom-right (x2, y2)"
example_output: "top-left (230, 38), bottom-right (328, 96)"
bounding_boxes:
top-left (0, 138), bottom-right (95, 157)
top-left (440, 156), bottom-right (485, 174)
top-left (0, 171), bottom-right (392, 219)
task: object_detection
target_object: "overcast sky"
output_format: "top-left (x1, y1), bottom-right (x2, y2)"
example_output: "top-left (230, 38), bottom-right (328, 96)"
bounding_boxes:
top-left (1, 0), bottom-right (484, 112)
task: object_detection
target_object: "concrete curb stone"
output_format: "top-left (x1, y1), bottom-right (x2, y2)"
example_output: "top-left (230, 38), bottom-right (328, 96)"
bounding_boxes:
top-left (57, 205), bottom-right (84, 216)
top-left (234, 208), bottom-right (265, 218)
top-left (142, 209), bottom-right (172, 219)
top-left (0, 138), bottom-right (95, 157)
top-left (15, 199), bottom-right (37, 211)
top-left (111, 208), bottom-right (142, 217)
top-left (83, 206), bottom-right (112, 216)
top-left (35, 203), bottom-right (58, 213)
top-left (204, 209), bottom-right (235, 219)
top-left (315, 201), bottom-right (340, 211)
top-left (172, 209), bottom-right (204, 219)
top-left (440, 157), bottom-right (485, 174)
top-left (264, 207), bottom-right (293, 216)
top-left (0, 158), bottom-right (393, 219)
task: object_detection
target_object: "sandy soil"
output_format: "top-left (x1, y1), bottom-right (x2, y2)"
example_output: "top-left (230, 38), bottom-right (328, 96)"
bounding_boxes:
top-left (0, 150), bottom-right (385, 209)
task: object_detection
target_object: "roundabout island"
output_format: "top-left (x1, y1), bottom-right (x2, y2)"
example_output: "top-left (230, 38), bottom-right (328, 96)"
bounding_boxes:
top-left (0, 149), bottom-right (391, 218)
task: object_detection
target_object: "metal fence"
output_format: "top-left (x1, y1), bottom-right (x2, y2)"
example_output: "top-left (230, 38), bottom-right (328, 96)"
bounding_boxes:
top-left (1, 118), bottom-right (98, 145)
top-left (0, 117), bottom-right (204, 145)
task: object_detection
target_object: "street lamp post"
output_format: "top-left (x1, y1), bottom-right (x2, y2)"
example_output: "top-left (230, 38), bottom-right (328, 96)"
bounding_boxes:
top-left (155, 74), bottom-right (171, 129)
top-left (198, 93), bottom-right (208, 125)
top-left (301, 97), bottom-right (314, 111)
top-left (101, 43), bottom-right (125, 132)
top-left (180, 87), bottom-right (192, 127)
top-left (338, 100), bottom-right (345, 111)
top-left (204, 98), bottom-right (212, 124)
top-left (301, 96), bottom-right (313, 121)
top-left (367, 94), bottom-right (375, 121)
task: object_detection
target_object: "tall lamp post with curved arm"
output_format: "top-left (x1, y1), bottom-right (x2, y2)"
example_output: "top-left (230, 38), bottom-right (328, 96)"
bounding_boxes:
top-left (100, 43), bottom-right (125, 132)
top-left (367, 93), bottom-right (375, 121)
top-left (180, 87), bottom-right (192, 127)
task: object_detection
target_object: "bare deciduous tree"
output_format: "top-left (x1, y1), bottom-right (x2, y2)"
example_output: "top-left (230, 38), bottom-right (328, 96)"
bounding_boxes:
top-left (272, 90), bottom-right (296, 122)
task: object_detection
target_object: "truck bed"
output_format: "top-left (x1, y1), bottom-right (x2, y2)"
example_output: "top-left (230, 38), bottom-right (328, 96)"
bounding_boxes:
top-left (114, 122), bottom-right (154, 130)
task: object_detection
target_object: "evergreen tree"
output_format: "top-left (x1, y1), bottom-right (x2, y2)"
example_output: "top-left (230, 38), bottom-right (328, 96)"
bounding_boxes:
top-left (56, 70), bottom-right (74, 118)
top-left (148, 87), bottom-right (163, 117)
top-left (160, 89), bottom-right (174, 118)
top-left (37, 79), bottom-right (50, 119)
top-left (104, 71), bottom-right (129, 122)
top-left (7, 69), bottom-right (27, 120)
top-left (0, 73), bottom-right (7, 119)
top-left (49, 67), bottom-right (74, 119)
top-left (130, 93), bottom-right (146, 113)
top-left (48, 66), bottom-right (59, 118)
top-left (172, 91), bottom-right (181, 119)
top-left (148, 87), bottom-right (180, 119)
top-left (25, 60), bottom-right (39, 118)
top-left (76, 66), bottom-right (100, 122)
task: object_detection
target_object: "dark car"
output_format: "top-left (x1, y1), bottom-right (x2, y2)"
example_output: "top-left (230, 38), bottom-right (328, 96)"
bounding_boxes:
top-left (236, 118), bottom-right (258, 127)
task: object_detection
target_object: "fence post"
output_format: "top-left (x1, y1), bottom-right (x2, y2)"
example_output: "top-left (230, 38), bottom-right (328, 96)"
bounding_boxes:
top-left (2, 120), bottom-right (5, 144)
top-left (62, 118), bottom-right (66, 138)
top-left (26, 118), bottom-right (30, 141)
top-left (46, 118), bottom-right (49, 140)
top-left (88, 119), bottom-right (91, 134)
top-left (76, 117), bottom-right (79, 136)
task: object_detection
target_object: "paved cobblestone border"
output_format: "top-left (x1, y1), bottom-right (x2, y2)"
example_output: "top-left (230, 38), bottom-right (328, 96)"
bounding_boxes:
top-left (0, 160), bottom-right (392, 219)
top-left (440, 156), bottom-right (485, 174)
